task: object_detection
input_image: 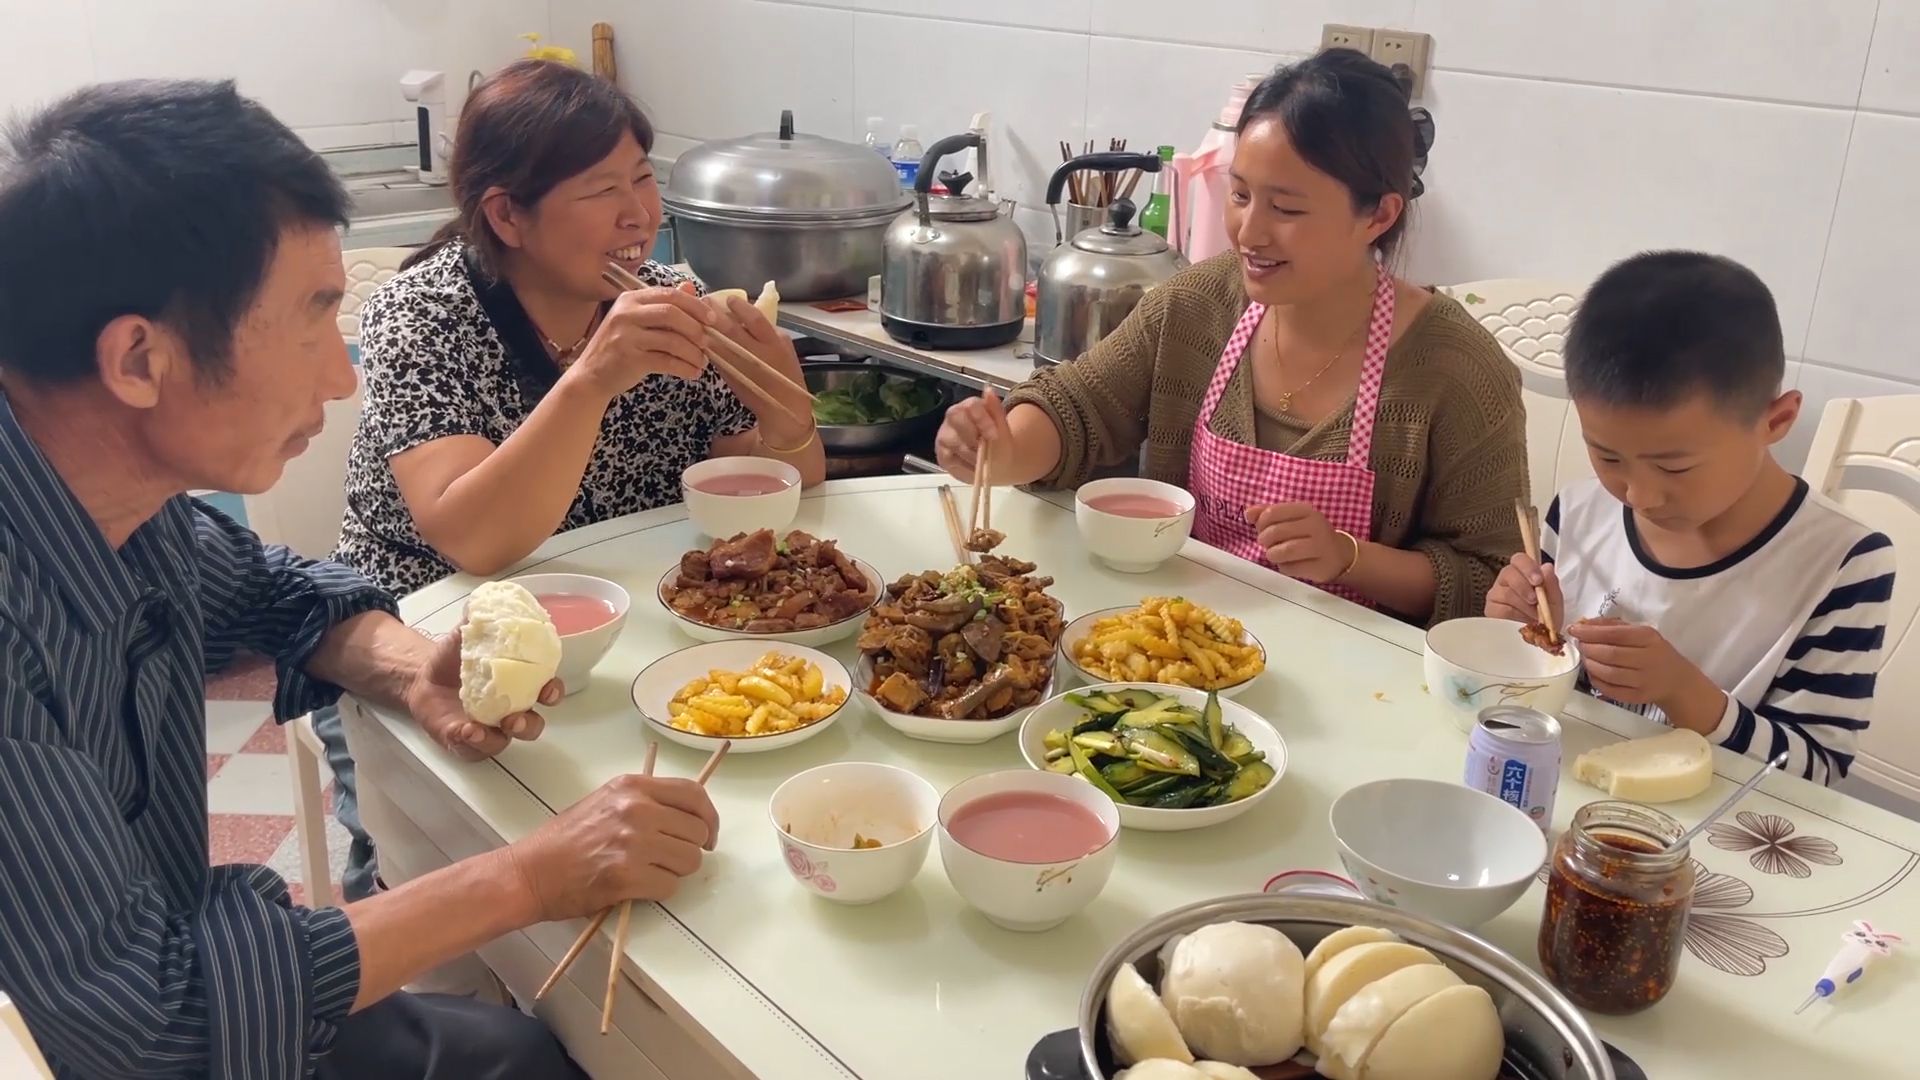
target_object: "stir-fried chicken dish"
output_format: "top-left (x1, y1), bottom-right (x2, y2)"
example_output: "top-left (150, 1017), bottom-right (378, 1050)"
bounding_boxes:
top-left (663, 529), bottom-right (876, 633)
top-left (1519, 621), bottom-right (1566, 656)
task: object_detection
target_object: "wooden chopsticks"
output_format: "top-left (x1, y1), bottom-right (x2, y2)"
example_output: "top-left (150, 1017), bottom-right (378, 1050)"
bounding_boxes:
top-left (1513, 499), bottom-right (1556, 644)
top-left (599, 262), bottom-right (813, 430)
top-left (533, 738), bottom-right (731, 1035)
top-left (937, 485), bottom-right (971, 565)
top-left (969, 454), bottom-right (993, 541)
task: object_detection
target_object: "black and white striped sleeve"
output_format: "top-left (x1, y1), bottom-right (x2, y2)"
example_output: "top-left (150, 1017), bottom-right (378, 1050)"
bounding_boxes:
top-left (1709, 533), bottom-right (1896, 785)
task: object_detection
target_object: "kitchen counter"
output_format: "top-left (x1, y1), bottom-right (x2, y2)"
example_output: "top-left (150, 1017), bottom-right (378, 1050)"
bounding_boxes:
top-left (777, 302), bottom-right (1040, 393)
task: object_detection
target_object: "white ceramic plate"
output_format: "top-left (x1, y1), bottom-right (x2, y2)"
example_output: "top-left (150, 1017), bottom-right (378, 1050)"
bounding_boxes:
top-left (1017, 682), bottom-right (1288, 831)
top-left (854, 651), bottom-right (1054, 745)
top-left (657, 557), bottom-right (882, 648)
top-left (630, 640), bottom-right (853, 754)
top-left (1057, 606), bottom-right (1267, 700)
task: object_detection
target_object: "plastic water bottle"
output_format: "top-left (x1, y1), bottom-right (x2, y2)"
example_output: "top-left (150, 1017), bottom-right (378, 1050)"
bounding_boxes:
top-left (891, 124), bottom-right (924, 191)
top-left (863, 116), bottom-right (892, 160)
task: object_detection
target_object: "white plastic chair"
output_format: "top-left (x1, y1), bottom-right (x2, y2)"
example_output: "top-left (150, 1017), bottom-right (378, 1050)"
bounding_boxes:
top-left (1, 993), bottom-right (54, 1079)
top-left (1802, 395), bottom-right (1920, 807)
top-left (1439, 279), bottom-right (1592, 510)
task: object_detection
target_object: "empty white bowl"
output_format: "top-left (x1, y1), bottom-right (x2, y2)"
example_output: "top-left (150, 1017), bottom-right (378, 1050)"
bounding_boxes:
top-left (507, 572), bottom-right (631, 697)
top-left (769, 762), bottom-right (939, 904)
top-left (1329, 778), bottom-right (1547, 929)
top-left (1073, 478), bottom-right (1196, 574)
top-left (1058, 606), bottom-right (1267, 699)
top-left (681, 457), bottom-right (803, 540)
top-left (1016, 683), bottom-right (1287, 832)
top-left (1423, 616), bottom-right (1581, 733)
top-left (937, 769), bottom-right (1121, 932)
top-left (630, 640), bottom-right (851, 754)
top-left (657, 558), bottom-right (882, 648)
top-left (855, 652), bottom-right (1051, 745)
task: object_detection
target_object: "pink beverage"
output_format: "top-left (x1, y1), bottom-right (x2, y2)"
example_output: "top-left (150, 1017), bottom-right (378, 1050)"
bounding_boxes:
top-left (693, 473), bottom-right (794, 497)
top-left (536, 593), bottom-right (619, 636)
top-left (946, 790), bottom-right (1109, 863)
top-left (1085, 493), bottom-right (1184, 519)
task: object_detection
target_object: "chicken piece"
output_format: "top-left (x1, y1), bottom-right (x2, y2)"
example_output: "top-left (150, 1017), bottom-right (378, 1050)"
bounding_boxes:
top-left (885, 625), bottom-right (934, 677)
top-left (676, 550), bottom-right (712, 584)
top-left (743, 617), bottom-right (796, 633)
top-left (771, 589), bottom-right (818, 621)
top-left (938, 665), bottom-right (1015, 720)
top-left (1520, 621), bottom-right (1566, 656)
top-left (710, 529), bottom-right (778, 580)
top-left (961, 614), bottom-right (1006, 664)
top-left (874, 671), bottom-right (929, 714)
top-left (964, 527), bottom-right (1006, 554)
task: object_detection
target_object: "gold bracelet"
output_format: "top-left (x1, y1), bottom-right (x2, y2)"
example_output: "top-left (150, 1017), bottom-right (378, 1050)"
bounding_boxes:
top-left (760, 426), bottom-right (819, 455)
top-left (1331, 529), bottom-right (1363, 582)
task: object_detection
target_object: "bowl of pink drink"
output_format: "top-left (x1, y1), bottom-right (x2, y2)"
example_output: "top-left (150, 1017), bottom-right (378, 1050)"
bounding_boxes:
top-left (508, 572), bottom-right (631, 697)
top-left (682, 458), bottom-right (803, 540)
top-left (1073, 478), bottom-right (1196, 573)
top-left (937, 770), bottom-right (1121, 932)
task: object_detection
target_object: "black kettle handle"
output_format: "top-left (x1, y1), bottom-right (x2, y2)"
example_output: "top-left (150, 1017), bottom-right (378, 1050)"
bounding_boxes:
top-left (779, 109), bottom-right (794, 140)
top-left (915, 132), bottom-right (983, 195)
top-left (1045, 152), bottom-right (1162, 207)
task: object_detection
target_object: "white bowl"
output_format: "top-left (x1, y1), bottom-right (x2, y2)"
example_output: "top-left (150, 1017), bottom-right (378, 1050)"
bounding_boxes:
top-left (507, 572), bottom-right (631, 697)
top-left (1073, 478), bottom-right (1196, 574)
top-left (1328, 778), bottom-right (1547, 929)
top-left (769, 762), bottom-right (939, 904)
top-left (937, 769), bottom-right (1121, 932)
top-left (657, 558), bottom-right (882, 648)
top-left (681, 457), bottom-right (803, 540)
top-left (1058, 606), bottom-right (1266, 699)
top-left (855, 652), bottom-right (1053, 745)
top-left (1016, 682), bottom-right (1287, 832)
top-left (1423, 616), bottom-right (1581, 733)
top-left (630, 640), bottom-right (851, 754)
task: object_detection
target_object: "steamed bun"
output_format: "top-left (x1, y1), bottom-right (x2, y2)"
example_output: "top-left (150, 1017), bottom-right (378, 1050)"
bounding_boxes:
top-left (1115, 1062), bottom-right (1208, 1080)
top-left (1193, 1063), bottom-right (1261, 1080)
top-left (458, 581), bottom-right (561, 726)
top-left (1106, 962), bottom-right (1192, 1065)
top-left (1161, 921), bottom-right (1305, 1066)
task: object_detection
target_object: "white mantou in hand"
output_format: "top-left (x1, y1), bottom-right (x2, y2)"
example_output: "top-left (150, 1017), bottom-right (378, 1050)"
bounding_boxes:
top-left (753, 279), bottom-right (780, 323)
top-left (458, 580), bottom-right (561, 726)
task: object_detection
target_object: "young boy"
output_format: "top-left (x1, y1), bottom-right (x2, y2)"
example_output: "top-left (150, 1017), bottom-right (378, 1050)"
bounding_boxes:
top-left (1486, 251), bottom-right (1895, 786)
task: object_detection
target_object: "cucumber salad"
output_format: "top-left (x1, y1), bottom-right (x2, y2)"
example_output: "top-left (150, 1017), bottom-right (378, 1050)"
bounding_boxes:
top-left (1041, 688), bottom-right (1275, 809)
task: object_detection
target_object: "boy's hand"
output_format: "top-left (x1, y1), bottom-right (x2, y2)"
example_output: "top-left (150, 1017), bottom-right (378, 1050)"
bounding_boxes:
top-left (1566, 618), bottom-right (1725, 732)
top-left (1486, 553), bottom-right (1564, 627)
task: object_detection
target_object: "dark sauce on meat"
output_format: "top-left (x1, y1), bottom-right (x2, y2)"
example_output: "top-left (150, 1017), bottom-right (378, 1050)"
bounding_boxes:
top-left (1539, 802), bottom-right (1694, 1015)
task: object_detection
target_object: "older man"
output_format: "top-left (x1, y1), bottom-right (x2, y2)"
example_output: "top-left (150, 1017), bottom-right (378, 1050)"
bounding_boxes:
top-left (0, 81), bottom-right (718, 1079)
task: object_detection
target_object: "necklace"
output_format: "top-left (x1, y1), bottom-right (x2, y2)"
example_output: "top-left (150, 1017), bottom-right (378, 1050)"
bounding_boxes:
top-left (1265, 307), bottom-right (1370, 413)
top-left (534, 305), bottom-right (608, 368)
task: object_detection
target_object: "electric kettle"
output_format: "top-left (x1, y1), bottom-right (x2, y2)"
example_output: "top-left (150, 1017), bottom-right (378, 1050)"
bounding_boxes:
top-left (879, 131), bottom-right (1027, 350)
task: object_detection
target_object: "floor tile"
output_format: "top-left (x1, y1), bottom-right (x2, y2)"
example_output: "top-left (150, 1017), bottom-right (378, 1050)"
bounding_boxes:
top-left (242, 718), bottom-right (288, 755)
top-left (206, 700), bottom-right (272, 754)
top-left (207, 753), bottom-right (229, 780)
top-left (208, 813), bottom-right (295, 866)
top-left (207, 652), bottom-right (278, 701)
top-left (205, 752), bottom-right (294, 815)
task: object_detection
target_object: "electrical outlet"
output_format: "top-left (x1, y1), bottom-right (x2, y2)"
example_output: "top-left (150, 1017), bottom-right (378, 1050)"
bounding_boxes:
top-left (1321, 24), bottom-right (1375, 54)
top-left (1371, 30), bottom-right (1433, 98)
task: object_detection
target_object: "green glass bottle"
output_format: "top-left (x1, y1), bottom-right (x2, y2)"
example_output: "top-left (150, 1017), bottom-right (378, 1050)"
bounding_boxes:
top-left (1140, 145), bottom-right (1176, 240)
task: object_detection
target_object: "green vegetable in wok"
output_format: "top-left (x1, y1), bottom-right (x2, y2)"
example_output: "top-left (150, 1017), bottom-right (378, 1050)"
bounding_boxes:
top-left (1043, 689), bottom-right (1273, 808)
top-left (810, 371), bottom-right (944, 425)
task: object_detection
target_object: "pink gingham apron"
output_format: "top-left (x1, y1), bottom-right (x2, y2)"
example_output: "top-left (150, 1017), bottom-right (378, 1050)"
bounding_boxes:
top-left (1190, 263), bottom-right (1395, 606)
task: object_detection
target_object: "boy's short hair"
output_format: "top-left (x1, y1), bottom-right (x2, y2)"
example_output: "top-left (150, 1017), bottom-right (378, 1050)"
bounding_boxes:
top-left (1564, 250), bottom-right (1786, 418)
top-left (0, 79), bottom-right (349, 386)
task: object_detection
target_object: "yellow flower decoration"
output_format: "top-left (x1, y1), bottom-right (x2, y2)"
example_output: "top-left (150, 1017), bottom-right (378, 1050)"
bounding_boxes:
top-left (520, 32), bottom-right (578, 67)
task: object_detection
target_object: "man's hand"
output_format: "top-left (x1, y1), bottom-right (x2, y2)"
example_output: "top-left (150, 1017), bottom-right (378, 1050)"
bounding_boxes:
top-left (1486, 552), bottom-right (1564, 626)
top-left (505, 774), bottom-right (721, 920)
top-left (1246, 502), bottom-right (1357, 583)
top-left (1566, 618), bottom-right (1725, 731)
top-left (403, 628), bottom-right (560, 760)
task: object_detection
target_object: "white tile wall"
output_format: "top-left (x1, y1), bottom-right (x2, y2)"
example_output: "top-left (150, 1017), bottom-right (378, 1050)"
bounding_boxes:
top-left (1090, 0), bottom-right (1414, 53)
top-left (1805, 114), bottom-right (1920, 381)
top-left (0, 0), bottom-right (93, 110)
top-left (1862, 0), bottom-right (1920, 114)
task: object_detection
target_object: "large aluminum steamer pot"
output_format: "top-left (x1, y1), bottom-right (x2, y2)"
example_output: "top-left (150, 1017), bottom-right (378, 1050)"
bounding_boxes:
top-left (1076, 893), bottom-right (1616, 1080)
top-left (665, 109), bottom-right (909, 301)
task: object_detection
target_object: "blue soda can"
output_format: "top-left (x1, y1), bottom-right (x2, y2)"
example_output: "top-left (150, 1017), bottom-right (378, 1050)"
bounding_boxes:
top-left (1465, 705), bottom-right (1561, 830)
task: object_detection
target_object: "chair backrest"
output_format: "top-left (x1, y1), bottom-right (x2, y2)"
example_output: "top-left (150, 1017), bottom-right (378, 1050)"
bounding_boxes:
top-left (1802, 395), bottom-right (1920, 806)
top-left (338, 246), bottom-right (412, 343)
top-left (1439, 279), bottom-right (1593, 510)
top-left (241, 375), bottom-right (363, 560)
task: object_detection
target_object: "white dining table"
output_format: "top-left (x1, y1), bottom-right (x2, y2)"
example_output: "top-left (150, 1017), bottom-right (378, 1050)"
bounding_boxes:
top-left (346, 476), bottom-right (1919, 1080)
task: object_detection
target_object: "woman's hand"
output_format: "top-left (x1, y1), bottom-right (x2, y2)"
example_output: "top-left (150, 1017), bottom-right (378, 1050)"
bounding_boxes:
top-left (935, 389), bottom-right (1014, 483)
top-left (706, 294), bottom-right (817, 447)
top-left (1247, 502), bottom-right (1358, 583)
top-left (565, 285), bottom-right (715, 401)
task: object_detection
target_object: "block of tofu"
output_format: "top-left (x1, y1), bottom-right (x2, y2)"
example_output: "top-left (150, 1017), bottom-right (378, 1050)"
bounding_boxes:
top-left (458, 581), bottom-right (562, 726)
top-left (1573, 728), bottom-right (1714, 803)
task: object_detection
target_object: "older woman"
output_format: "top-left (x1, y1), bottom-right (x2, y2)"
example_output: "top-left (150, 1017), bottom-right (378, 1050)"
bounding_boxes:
top-left (937, 49), bottom-right (1526, 625)
top-left (321, 59), bottom-right (819, 899)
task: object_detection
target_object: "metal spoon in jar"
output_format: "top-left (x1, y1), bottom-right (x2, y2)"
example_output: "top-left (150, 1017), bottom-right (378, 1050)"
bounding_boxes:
top-left (1669, 751), bottom-right (1789, 852)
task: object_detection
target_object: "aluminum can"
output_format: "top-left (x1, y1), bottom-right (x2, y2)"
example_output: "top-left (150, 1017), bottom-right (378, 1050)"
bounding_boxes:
top-left (1465, 704), bottom-right (1562, 829)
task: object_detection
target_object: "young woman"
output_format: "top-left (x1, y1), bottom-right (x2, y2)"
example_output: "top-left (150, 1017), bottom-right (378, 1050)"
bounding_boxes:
top-left (321, 59), bottom-right (820, 899)
top-left (936, 49), bottom-right (1527, 626)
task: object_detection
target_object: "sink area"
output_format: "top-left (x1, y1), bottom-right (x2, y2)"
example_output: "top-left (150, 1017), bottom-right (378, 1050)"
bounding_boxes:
top-left (344, 170), bottom-right (455, 218)
top-left (324, 144), bottom-right (455, 247)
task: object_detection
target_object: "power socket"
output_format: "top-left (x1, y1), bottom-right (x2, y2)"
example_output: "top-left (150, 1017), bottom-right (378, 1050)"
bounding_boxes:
top-left (1371, 30), bottom-right (1432, 98)
top-left (1321, 24), bottom-right (1375, 54)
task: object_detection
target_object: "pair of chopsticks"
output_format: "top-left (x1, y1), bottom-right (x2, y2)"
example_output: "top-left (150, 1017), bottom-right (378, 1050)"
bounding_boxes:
top-left (1058, 138), bottom-right (1143, 208)
top-left (533, 738), bottom-right (731, 1034)
top-left (970, 455), bottom-right (994, 541)
top-left (938, 485), bottom-right (971, 565)
top-left (600, 262), bottom-right (813, 431)
top-left (1513, 499), bottom-right (1556, 644)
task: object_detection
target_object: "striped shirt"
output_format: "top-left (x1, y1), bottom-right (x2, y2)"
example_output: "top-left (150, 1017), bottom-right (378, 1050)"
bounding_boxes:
top-left (0, 392), bottom-right (397, 1078)
top-left (1545, 477), bottom-right (1896, 786)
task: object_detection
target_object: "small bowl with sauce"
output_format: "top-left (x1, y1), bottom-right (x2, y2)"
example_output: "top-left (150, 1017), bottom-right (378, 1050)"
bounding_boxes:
top-left (1329, 778), bottom-right (1547, 929)
top-left (682, 457), bottom-right (803, 540)
top-left (1073, 478), bottom-right (1196, 574)
top-left (769, 762), bottom-right (939, 904)
top-left (507, 572), bottom-right (631, 697)
top-left (937, 769), bottom-right (1121, 932)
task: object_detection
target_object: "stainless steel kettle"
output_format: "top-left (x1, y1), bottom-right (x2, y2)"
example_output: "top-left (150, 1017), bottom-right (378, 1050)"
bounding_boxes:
top-left (880, 131), bottom-right (1027, 350)
top-left (1035, 152), bottom-right (1188, 366)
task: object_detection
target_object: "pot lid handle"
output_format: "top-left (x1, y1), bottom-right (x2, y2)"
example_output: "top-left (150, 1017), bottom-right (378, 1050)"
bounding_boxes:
top-left (779, 109), bottom-right (794, 141)
top-left (1106, 198), bottom-right (1138, 231)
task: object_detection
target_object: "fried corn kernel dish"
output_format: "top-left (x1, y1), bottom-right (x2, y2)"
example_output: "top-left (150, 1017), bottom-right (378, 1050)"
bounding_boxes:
top-left (668, 652), bottom-right (847, 737)
top-left (1072, 597), bottom-right (1265, 689)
